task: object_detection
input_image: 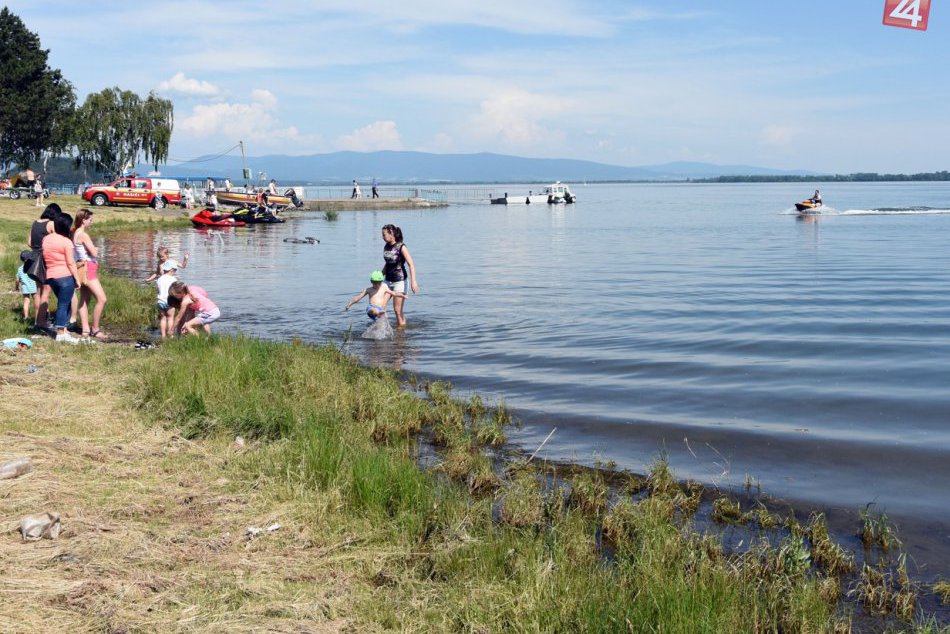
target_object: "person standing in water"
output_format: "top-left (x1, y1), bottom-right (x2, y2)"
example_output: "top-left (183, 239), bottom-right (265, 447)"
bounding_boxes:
top-left (381, 224), bottom-right (419, 327)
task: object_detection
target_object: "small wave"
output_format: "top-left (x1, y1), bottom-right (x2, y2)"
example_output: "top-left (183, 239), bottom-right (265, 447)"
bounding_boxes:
top-left (839, 207), bottom-right (950, 216)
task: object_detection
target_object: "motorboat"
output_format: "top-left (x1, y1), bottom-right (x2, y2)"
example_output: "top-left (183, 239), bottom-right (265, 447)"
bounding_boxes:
top-left (544, 181), bottom-right (576, 204)
top-left (490, 191), bottom-right (549, 205)
top-left (216, 187), bottom-right (304, 209)
top-left (489, 182), bottom-right (576, 205)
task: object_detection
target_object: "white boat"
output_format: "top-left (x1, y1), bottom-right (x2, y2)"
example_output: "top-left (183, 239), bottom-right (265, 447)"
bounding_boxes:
top-left (490, 190), bottom-right (549, 205)
top-left (489, 182), bottom-right (576, 205)
top-left (544, 181), bottom-right (576, 204)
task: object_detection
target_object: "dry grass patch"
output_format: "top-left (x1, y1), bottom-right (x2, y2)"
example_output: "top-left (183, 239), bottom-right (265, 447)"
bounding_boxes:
top-left (0, 344), bottom-right (353, 632)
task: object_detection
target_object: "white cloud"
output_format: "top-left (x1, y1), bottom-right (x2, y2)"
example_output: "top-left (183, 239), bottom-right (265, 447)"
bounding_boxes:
top-left (250, 89), bottom-right (278, 109)
top-left (469, 91), bottom-right (573, 148)
top-left (158, 72), bottom-right (219, 97)
top-left (178, 90), bottom-right (322, 152)
top-left (337, 121), bottom-right (403, 151)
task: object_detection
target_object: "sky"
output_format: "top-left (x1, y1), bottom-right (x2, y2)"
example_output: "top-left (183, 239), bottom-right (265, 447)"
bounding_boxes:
top-left (6, 1), bottom-right (949, 172)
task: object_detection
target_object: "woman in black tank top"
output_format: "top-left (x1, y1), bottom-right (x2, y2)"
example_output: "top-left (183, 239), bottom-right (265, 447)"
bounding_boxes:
top-left (381, 224), bottom-right (419, 327)
top-left (26, 204), bottom-right (61, 328)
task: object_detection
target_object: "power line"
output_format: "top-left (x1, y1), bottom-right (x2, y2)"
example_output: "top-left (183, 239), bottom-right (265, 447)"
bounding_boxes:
top-left (167, 143), bottom-right (242, 165)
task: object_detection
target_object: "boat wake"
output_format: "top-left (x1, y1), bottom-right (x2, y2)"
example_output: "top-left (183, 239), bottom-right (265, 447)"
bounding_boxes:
top-left (838, 206), bottom-right (950, 216)
top-left (782, 206), bottom-right (950, 216)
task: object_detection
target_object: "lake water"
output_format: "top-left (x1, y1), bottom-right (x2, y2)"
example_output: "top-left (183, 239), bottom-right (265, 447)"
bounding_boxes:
top-left (103, 182), bottom-right (950, 574)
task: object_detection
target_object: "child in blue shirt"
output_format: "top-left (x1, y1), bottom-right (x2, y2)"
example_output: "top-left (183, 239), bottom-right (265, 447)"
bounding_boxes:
top-left (16, 253), bottom-right (37, 320)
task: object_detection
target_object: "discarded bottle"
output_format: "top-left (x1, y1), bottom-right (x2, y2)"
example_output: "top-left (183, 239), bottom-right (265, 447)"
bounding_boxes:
top-left (0, 457), bottom-right (32, 480)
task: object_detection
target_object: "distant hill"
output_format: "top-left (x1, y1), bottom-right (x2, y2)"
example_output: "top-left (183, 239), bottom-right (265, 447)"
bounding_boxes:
top-left (144, 150), bottom-right (816, 184)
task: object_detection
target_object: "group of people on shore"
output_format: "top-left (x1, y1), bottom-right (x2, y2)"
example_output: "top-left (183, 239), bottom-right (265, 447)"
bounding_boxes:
top-left (15, 203), bottom-right (417, 343)
top-left (17, 203), bottom-right (107, 343)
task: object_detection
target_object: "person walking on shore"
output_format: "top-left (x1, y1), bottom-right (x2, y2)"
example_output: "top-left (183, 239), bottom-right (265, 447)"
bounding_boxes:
top-left (381, 224), bottom-right (419, 327)
top-left (33, 175), bottom-right (44, 207)
top-left (71, 209), bottom-right (108, 339)
top-left (372, 178), bottom-right (379, 198)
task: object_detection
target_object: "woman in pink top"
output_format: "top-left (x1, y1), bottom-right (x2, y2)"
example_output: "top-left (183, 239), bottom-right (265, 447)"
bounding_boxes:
top-left (41, 213), bottom-right (82, 343)
top-left (168, 281), bottom-right (220, 336)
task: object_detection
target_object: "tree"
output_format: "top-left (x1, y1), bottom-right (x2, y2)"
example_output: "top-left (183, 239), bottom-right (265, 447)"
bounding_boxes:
top-left (74, 88), bottom-right (173, 177)
top-left (0, 8), bottom-right (76, 169)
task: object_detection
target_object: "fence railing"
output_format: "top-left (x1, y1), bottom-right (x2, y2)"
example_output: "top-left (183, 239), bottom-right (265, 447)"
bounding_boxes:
top-left (41, 183), bottom-right (505, 204)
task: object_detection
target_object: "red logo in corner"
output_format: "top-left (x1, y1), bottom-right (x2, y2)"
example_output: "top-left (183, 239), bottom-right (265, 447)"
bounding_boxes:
top-left (883, 0), bottom-right (930, 30)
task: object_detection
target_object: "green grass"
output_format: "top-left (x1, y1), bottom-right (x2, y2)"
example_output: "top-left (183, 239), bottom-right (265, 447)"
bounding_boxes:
top-left (132, 335), bottom-right (859, 632)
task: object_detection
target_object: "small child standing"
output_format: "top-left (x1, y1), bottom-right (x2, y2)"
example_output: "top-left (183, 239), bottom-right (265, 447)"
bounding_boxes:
top-left (344, 270), bottom-right (407, 320)
top-left (16, 253), bottom-right (37, 320)
top-left (169, 281), bottom-right (220, 336)
top-left (144, 246), bottom-right (189, 283)
top-left (155, 260), bottom-right (179, 339)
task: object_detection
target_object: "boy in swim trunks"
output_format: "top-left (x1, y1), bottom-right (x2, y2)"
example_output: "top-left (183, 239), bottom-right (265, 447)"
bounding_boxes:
top-left (344, 270), bottom-right (407, 321)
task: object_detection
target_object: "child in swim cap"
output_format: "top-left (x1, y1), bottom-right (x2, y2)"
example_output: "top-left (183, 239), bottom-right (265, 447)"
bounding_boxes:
top-left (344, 270), bottom-right (407, 320)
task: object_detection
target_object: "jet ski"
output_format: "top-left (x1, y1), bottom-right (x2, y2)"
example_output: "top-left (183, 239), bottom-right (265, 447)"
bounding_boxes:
top-left (230, 205), bottom-right (286, 224)
top-left (795, 200), bottom-right (823, 214)
top-left (191, 209), bottom-right (245, 228)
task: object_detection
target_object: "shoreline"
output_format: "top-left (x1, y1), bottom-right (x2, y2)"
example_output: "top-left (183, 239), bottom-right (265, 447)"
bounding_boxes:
top-left (2, 197), bottom-right (948, 630)
top-left (301, 197), bottom-right (447, 211)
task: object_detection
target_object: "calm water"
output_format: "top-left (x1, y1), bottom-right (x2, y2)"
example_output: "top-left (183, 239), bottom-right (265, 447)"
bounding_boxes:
top-left (104, 182), bottom-right (950, 570)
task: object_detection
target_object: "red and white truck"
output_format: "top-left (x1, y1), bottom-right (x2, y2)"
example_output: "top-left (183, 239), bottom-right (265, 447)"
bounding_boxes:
top-left (82, 176), bottom-right (181, 209)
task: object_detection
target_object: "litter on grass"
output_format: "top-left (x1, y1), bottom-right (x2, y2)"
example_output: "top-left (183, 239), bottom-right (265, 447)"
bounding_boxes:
top-left (0, 457), bottom-right (33, 480)
top-left (20, 512), bottom-right (61, 541)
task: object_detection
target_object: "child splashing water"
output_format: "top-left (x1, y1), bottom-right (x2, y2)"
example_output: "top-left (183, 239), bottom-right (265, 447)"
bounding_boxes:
top-left (344, 270), bottom-right (407, 339)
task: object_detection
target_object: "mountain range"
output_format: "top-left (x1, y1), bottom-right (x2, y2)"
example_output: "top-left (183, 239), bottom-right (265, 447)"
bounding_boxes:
top-left (150, 151), bottom-right (815, 183)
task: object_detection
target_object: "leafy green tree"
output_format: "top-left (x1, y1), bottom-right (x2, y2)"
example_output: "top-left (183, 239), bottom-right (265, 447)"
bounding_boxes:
top-left (0, 8), bottom-right (76, 170)
top-left (74, 88), bottom-right (173, 177)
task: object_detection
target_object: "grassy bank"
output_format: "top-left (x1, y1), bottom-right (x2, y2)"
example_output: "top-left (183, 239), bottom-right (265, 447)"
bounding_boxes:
top-left (1, 199), bottom-right (948, 631)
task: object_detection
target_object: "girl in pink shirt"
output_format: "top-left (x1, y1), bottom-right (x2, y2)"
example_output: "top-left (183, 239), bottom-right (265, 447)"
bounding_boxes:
top-left (168, 281), bottom-right (220, 336)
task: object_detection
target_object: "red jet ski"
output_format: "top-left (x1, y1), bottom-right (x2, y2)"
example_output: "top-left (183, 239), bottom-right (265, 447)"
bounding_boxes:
top-left (191, 209), bottom-right (245, 228)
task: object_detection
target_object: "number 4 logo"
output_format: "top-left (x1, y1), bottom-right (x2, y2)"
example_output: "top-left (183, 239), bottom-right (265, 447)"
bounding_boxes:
top-left (883, 0), bottom-right (930, 30)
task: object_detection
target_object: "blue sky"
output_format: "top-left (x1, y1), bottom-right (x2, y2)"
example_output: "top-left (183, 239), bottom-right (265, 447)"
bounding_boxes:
top-left (7, 1), bottom-right (949, 172)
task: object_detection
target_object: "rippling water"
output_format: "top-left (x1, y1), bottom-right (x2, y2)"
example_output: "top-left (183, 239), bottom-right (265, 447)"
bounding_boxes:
top-left (103, 182), bottom-right (950, 570)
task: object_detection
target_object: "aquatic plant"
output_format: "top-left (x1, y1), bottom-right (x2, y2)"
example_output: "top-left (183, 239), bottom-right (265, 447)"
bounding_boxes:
top-left (712, 496), bottom-right (742, 524)
top-left (807, 513), bottom-right (854, 576)
top-left (860, 504), bottom-right (901, 553)
top-left (934, 580), bottom-right (950, 605)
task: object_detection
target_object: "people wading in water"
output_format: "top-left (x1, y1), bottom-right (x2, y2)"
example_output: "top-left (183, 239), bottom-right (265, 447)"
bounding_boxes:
top-left (381, 224), bottom-right (419, 327)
